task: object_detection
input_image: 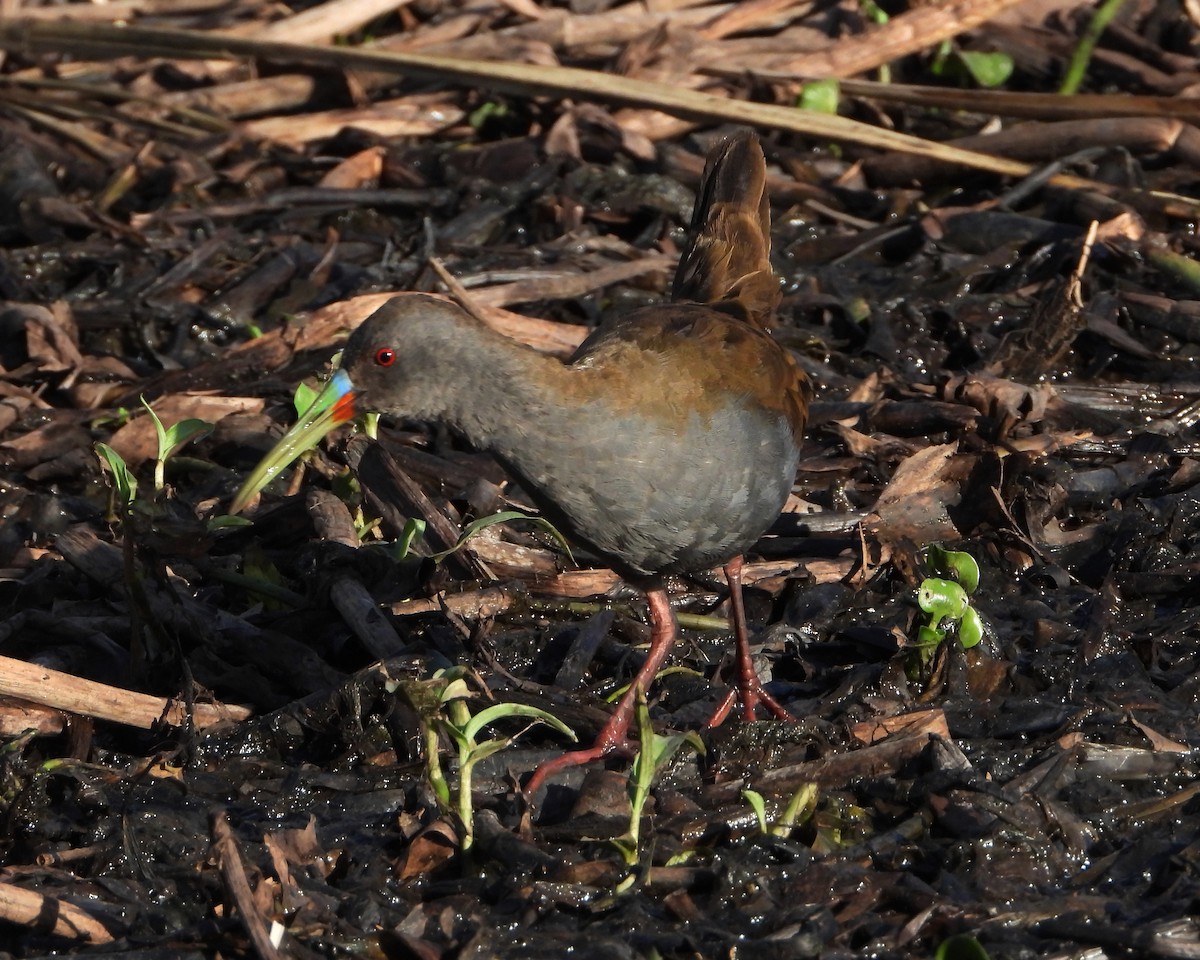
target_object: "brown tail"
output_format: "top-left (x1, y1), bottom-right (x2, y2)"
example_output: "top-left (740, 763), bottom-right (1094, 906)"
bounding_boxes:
top-left (670, 131), bottom-right (779, 326)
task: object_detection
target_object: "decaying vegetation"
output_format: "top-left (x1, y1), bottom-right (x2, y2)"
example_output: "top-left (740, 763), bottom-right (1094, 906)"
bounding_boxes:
top-left (2, 1), bottom-right (1200, 956)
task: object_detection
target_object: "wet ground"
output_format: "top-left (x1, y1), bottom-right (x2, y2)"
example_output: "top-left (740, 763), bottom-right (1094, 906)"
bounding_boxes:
top-left (3, 3), bottom-right (1200, 957)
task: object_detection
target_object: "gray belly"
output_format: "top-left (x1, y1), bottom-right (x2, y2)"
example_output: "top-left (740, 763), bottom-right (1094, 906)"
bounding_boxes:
top-left (497, 405), bottom-right (798, 581)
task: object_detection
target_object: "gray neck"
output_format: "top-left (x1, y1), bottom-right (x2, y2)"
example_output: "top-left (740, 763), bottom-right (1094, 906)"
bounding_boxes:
top-left (414, 321), bottom-right (573, 463)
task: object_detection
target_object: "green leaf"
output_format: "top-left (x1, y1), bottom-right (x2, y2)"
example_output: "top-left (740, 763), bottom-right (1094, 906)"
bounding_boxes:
top-left (432, 510), bottom-right (575, 564)
top-left (142, 396), bottom-right (169, 459)
top-left (141, 396), bottom-right (213, 463)
top-left (935, 934), bottom-right (993, 960)
top-left (775, 782), bottom-right (818, 834)
top-left (468, 100), bottom-right (508, 130)
top-left (916, 625), bottom-right (945, 648)
top-left (649, 730), bottom-right (704, 770)
top-left (922, 545), bottom-right (980, 594)
top-left (957, 50), bottom-right (1014, 88)
top-left (1059, 0), bottom-right (1129, 95)
top-left (742, 789), bottom-right (769, 833)
top-left (94, 442), bottom-right (137, 506)
top-left (438, 721), bottom-right (471, 753)
top-left (464, 737), bottom-right (518, 765)
top-left (292, 381), bottom-right (318, 417)
top-left (929, 39), bottom-right (953, 77)
top-left (959, 607), bottom-right (984, 649)
top-left (435, 676), bottom-right (473, 706)
top-left (944, 550), bottom-right (980, 595)
top-left (395, 517), bottom-right (426, 560)
top-left (798, 79), bottom-right (840, 115)
top-left (162, 418), bottom-right (213, 461)
top-left (462, 702), bottom-right (575, 744)
top-left (1145, 246), bottom-right (1200, 294)
top-left (917, 578), bottom-right (968, 623)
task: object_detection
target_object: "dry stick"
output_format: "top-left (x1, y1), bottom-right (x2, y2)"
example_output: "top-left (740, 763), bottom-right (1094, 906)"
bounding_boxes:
top-left (0, 693), bottom-right (65, 737)
top-left (698, 0), bottom-right (815, 41)
top-left (0, 654), bottom-right (252, 730)
top-left (0, 20), bottom-right (1116, 182)
top-left (250, 0), bottom-right (415, 45)
top-left (211, 811), bottom-right (285, 960)
top-left (740, 0), bottom-right (1031, 79)
top-left (830, 79), bottom-right (1200, 125)
top-left (466, 256), bottom-right (676, 308)
top-left (242, 96), bottom-right (461, 145)
top-left (429, 256), bottom-right (493, 327)
top-left (306, 488), bottom-right (408, 659)
top-left (396, 1), bottom-right (753, 55)
top-left (0, 880), bottom-right (115, 944)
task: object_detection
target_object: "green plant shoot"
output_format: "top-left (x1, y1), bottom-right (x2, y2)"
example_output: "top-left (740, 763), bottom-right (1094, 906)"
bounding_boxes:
top-left (141, 396), bottom-right (212, 492)
top-left (94, 443), bottom-right (137, 512)
top-left (912, 545), bottom-right (985, 666)
top-left (743, 782), bottom-right (818, 838)
top-left (396, 666), bottom-right (574, 852)
top-left (611, 691), bottom-right (703, 892)
top-left (432, 510), bottom-right (574, 565)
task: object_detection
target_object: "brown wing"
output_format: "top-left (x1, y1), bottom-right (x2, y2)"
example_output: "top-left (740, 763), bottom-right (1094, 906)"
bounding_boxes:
top-left (568, 305), bottom-right (809, 443)
top-left (670, 131), bottom-right (779, 327)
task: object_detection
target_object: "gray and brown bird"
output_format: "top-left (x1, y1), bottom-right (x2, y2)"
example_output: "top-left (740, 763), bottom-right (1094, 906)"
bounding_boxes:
top-left (233, 131), bottom-right (810, 795)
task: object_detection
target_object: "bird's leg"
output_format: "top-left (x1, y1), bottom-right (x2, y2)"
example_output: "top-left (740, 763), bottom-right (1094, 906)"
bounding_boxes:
top-left (712, 556), bottom-right (795, 725)
top-left (524, 588), bottom-right (677, 798)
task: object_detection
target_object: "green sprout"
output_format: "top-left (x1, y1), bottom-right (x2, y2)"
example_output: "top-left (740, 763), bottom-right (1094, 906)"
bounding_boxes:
top-left (95, 397), bottom-right (214, 510)
top-left (742, 782), bottom-right (818, 838)
top-left (393, 666), bottom-right (574, 852)
top-left (1059, 0), bottom-right (1129, 95)
top-left (393, 517), bottom-right (426, 559)
top-left (604, 665), bottom-right (706, 704)
top-left (431, 510), bottom-right (574, 565)
top-left (468, 100), bottom-right (509, 130)
top-left (930, 42), bottom-right (1014, 88)
top-left (935, 934), bottom-right (993, 960)
top-left (912, 545), bottom-right (985, 668)
top-left (94, 443), bottom-right (137, 516)
top-left (611, 691), bottom-right (704, 893)
top-left (291, 380), bottom-right (318, 417)
top-left (798, 78), bottom-right (840, 115)
top-left (141, 396), bottom-right (212, 493)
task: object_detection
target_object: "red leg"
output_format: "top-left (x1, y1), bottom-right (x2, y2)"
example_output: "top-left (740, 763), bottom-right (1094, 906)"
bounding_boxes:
top-left (715, 556), bottom-right (795, 725)
top-left (524, 588), bottom-right (678, 798)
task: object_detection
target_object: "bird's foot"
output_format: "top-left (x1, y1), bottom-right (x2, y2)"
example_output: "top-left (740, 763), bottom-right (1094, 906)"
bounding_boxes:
top-left (706, 675), bottom-right (796, 730)
top-left (744, 677), bottom-right (796, 722)
top-left (715, 556), bottom-right (795, 727)
top-left (525, 588), bottom-right (678, 803)
top-left (523, 732), bottom-right (637, 799)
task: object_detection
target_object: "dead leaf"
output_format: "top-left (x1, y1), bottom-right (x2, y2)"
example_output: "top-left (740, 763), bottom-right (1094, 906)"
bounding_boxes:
top-left (866, 442), bottom-right (962, 543)
top-left (395, 820), bottom-right (458, 880)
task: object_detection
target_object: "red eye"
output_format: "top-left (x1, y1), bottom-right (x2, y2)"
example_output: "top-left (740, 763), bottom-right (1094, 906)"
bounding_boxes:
top-left (375, 348), bottom-right (396, 367)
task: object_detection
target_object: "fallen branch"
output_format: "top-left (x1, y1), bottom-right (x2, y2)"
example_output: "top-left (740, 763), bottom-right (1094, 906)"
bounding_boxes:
top-left (0, 880), bottom-right (115, 944)
top-left (0, 654), bottom-right (252, 730)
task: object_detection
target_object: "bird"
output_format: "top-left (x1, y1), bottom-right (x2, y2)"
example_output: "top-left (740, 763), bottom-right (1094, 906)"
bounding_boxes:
top-left (231, 130), bottom-right (811, 797)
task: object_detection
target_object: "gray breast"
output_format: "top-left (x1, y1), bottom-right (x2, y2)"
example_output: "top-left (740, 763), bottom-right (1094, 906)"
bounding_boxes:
top-left (498, 402), bottom-right (798, 580)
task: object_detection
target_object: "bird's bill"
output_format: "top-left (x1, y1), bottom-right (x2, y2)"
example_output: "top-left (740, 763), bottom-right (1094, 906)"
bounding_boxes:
top-left (228, 369), bottom-right (358, 514)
